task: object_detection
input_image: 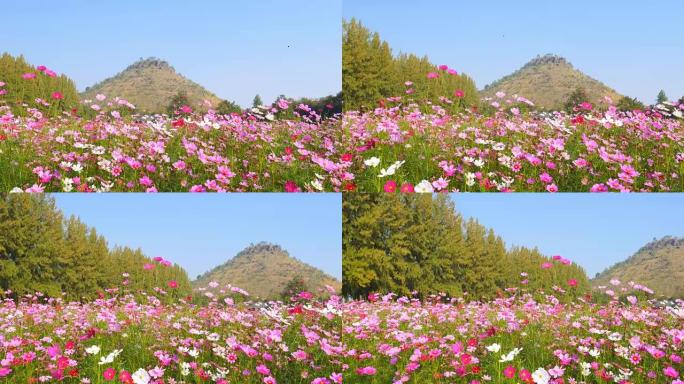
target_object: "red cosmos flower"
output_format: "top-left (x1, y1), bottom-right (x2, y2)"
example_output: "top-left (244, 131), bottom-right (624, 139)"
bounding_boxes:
top-left (467, 338), bottom-right (478, 347)
top-left (65, 341), bottom-right (75, 350)
top-left (51, 91), bottom-right (64, 100)
top-left (168, 280), bottom-right (178, 289)
top-left (568, 279), bottom-right (578, 287)
top-left (284, 146), bottom-right (293, 155)
top-left (343, 183), bottom-right (357, 192)
top-left (0, 134), bottom-right (7, 141)
top-left (68, 369), bottom-right (79, 378)
top-left (172, 118), bottom-right (185, 128)
top-left (288, 304), bottom-right (304, 315)
top-left (341, 153), bottom-right (353, 162)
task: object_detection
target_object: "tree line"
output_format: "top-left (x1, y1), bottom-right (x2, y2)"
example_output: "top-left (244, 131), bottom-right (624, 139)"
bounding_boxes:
top-left (343, 194), bottom-right (590, 299)
top-left (343, 18), bottom-right (479, 112)
top-left (0, 194), bottom-right (191, 301)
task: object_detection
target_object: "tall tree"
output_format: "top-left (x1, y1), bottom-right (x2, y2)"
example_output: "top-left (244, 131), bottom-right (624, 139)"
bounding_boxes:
top-left (252, 94), bottom-right (263, 108)
top-left (656, 89), bottom-right (668, 104)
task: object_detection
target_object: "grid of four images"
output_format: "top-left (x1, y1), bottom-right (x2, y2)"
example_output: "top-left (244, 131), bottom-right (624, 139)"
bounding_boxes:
top-left (1, 1), bottom-right (683, 383)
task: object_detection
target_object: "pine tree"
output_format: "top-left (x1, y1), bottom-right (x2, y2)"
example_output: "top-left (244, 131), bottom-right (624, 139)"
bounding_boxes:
top-left (252, 94), bottom-right (263, 108)
top-left (656, 89), bottom-right (668, 104)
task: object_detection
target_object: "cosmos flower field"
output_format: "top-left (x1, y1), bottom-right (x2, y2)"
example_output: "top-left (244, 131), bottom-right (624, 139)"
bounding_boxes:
top-left (2, 77), bottom-right (684, 192)
top-left (1, 281), bottom-right (683, 383)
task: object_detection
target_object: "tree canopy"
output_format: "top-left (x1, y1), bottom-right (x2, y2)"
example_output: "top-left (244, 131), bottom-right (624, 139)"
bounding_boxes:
top-left (343, 194), bottom-right (590, 300)
top-left (342, 18), bottom-right (479, 112)
top-left (0, 194), bottom-right (191, 301)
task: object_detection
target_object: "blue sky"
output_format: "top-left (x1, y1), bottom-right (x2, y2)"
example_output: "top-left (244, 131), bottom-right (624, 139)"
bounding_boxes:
top-left (52, 193), bottom-right (342, 280)
top-left (453, 193), bottom-right (684, 277)
top-left (344, 0), bottom-right (684, 104)
top-left (1, 0), bottom-right (341, 107)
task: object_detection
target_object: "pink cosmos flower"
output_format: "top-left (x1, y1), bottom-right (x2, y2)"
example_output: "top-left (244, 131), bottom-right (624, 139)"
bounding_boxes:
top-left (51, 91), bottom-right (64, 100)
top-left (168, 280), bottom-right (178, 289)
top-left (22, 72), bottom-right (36, 79)
top-left (454, 89), bottom-right (465, 98)
top-left (503, 365), bottom-right (516, 379)
top-left (356, 366), bottom-right (377, 375)
top-left (383, 180), bottom-right (397, 193)
top-left (103, 368), bottom-right (116, 381)
top-left (427, 72), bottom-right (439, 79)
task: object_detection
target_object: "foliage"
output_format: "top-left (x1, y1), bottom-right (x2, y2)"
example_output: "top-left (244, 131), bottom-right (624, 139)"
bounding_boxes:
top-left (252, 94), bottom-right (263, 108)
top-left (564, 87), bottom-right (589, 112)
top-left (342, 194), bottom-right (590, 299)
top-left (166, 90), bottom-right (190, 115)
top-left (0, 52), bottom-right (80, 117)
top-left (280, 275), bottom-right (308, 301)
top-left (216, 99), bottom-right (243, 115)
top-left (0, 194), bottom-right (191, 301)
top-left (342, 18), bottom-right (479, 112)
top-left (616, 95), bottom-right (645, 111)
top-left (657, 89), bottom-right (668, 104)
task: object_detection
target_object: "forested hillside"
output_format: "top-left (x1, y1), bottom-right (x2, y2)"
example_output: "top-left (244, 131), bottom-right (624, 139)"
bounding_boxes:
top-left (0, 194), bottom-right (191, 301)
top-left (343, 194), bottom-right (589, 299)
top-left (342, 19), bottom-right (479, 111)
top-left (0, 53), bottom-right (80, 116)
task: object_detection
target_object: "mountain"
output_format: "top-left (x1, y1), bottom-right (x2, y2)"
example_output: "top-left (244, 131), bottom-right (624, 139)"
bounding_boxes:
top-left (193, 242), bottom-right (341, 299)
top-left (81, 57), bottom-right (222, 113)
top-left (481, 54), bottom-right (622, 110)
top-left (592, 236), bottom-right (684, 297)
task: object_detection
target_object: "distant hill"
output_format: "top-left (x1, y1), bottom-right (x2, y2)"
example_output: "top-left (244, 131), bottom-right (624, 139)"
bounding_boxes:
top-left (481, 54), bottom-right (622, 110)
top-left (592, 236), bottom-right (684, 297)
top-left (81, 57), bottom-right (222, 113)
top-left (193, 242), bottom-right (341, 299)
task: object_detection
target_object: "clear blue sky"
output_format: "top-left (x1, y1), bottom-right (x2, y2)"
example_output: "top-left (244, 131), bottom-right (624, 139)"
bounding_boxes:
top-left (453, 194), bottom-right (684, 277)
top-left (344, 0), bottom-right (684, 104)
top-left (1, 0), bottom-right (341, 107)
top-left (52, 194), bottom-right (342, 280)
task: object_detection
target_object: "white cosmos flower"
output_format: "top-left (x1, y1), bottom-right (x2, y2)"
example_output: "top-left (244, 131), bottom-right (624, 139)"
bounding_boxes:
top-left (131, 368), bottom-right (151, 384)
top-left (378, 160), bottom-right (405, 177)
top-left (473, 158), bottom-right (485, 168)
top-left (85, 345), bottom-right (101, 355)
top-left (9, 187), bottom-right (24, 193)
top-left (310, 179), bottom-right (323, 191)
top-left (414, 180), bottom-right (434, 193)
top-left (532, 368), bottom-right (551, 384)
top-left (465, 172), bottom-right (476, 187)
top-left (485, 343), bottom-right (501, 353)
top-left (364, 157), bottom-right (381, 168)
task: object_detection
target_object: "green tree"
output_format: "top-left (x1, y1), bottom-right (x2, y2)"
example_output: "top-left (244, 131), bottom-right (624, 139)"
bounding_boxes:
top-left (616, 96), bottom-right (645, 111)
top-left (216, 99), bottom-right (242, 115)
top-left (656, 89), bottom-right (668, 104)
top-left (564, 87), bottom-right (589, 112)
top-left (167, 90), bottom-right (190, 115)
top-left (252, 94), bottom-right (263, 108)
top-left (281, 275), bottom-right (308, 300)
